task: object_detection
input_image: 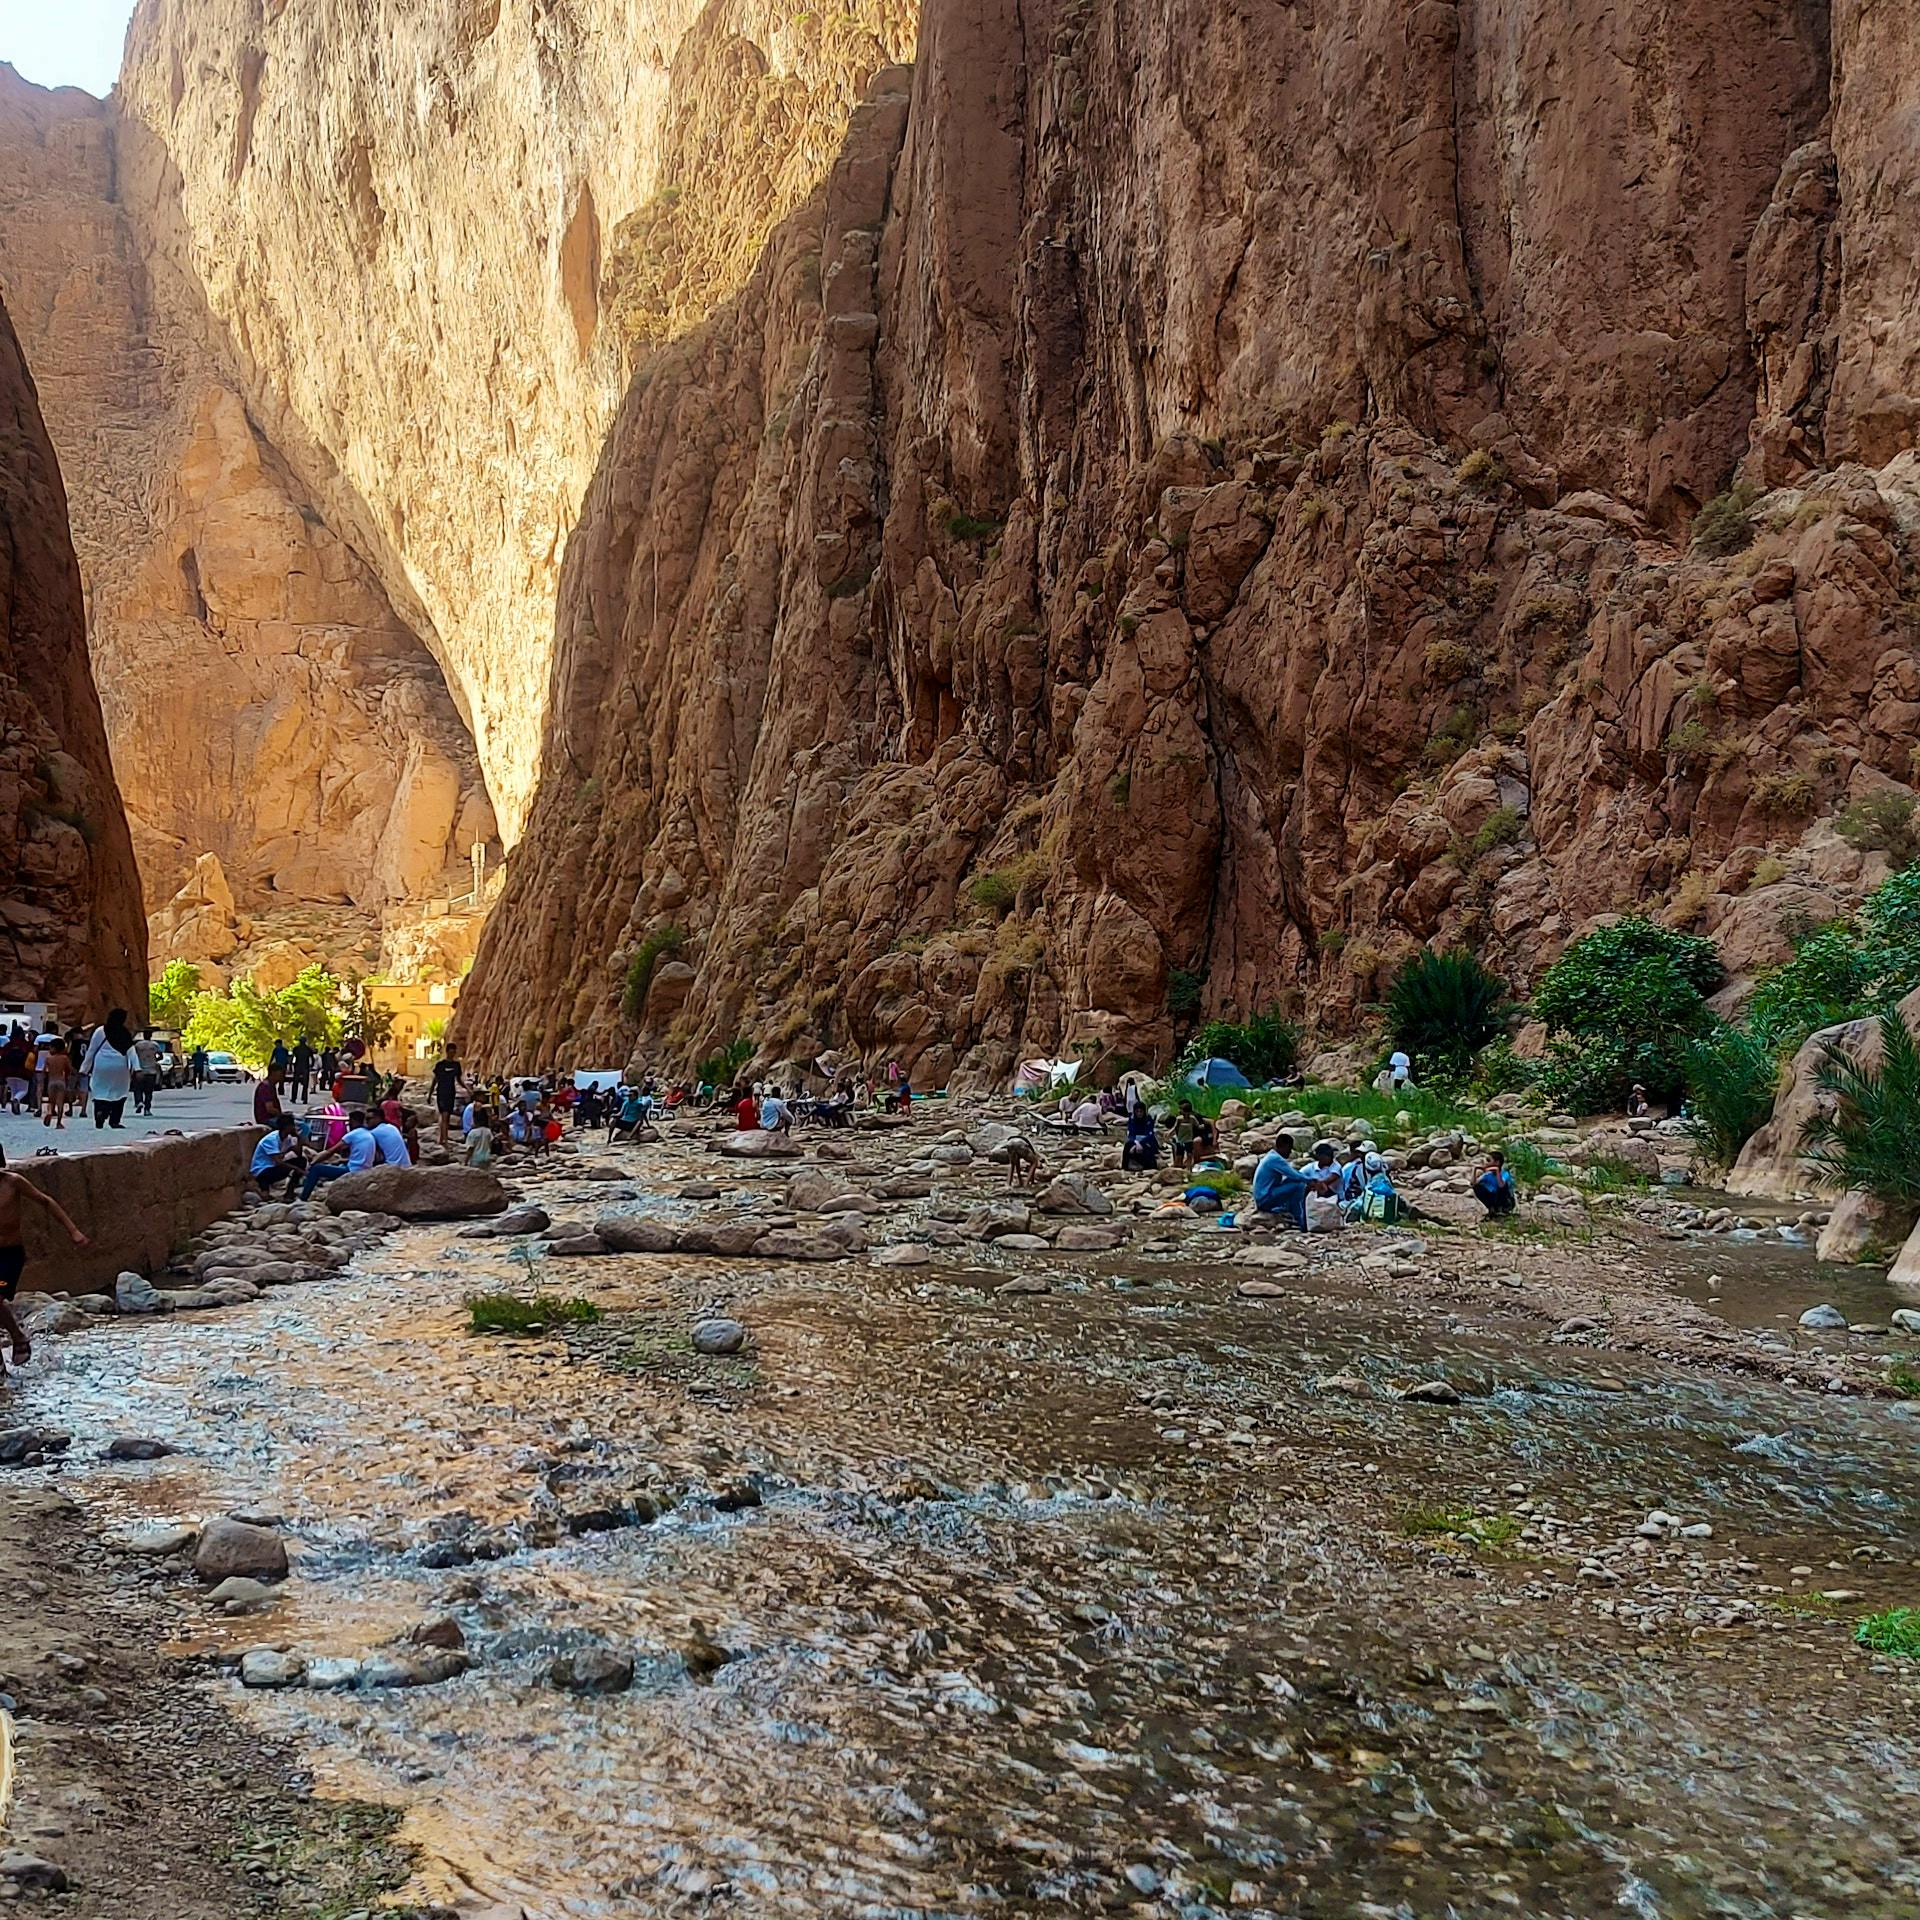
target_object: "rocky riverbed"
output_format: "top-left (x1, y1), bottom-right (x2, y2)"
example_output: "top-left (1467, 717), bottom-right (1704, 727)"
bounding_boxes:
top-left (2, 1105), bottom-right (1918, 1916)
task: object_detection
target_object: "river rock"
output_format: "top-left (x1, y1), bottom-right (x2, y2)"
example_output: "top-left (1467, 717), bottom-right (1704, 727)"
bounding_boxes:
top-left (1237, 1278), bottom-right (1292, 1298)
top-left (548, 1646), bottom-right (636, 1695)
top-left (323, 1166), bottom-right (508, 1220)
top-left (692, 1318), bottom-right (749, 1356)
top-left (1034, 1174), bottom-right (1114, 1217)
top-left (1053, 1223), bottom-right (1129, 1251)
top-left (305, 1656), bottom-right (363, 1689)
top-left (194, 1516), bottom-right (290, 1583)
top-left (960, 1202), bottom-right (1033, 1240)
top-left (1410, 1191), bottom-right (1489, 1229)
top-left (359, 1648), bottom-right (472, 1688)
top-left (714, 1130), bottom-right (801, 1159)
top-left (105, 1434), bottom-right (178, 1461)
top-left (788, 1168), bottom-right (861, 1211)
top-left (1892, 1308), bottom-right (1920, 1336)
top-left (0, 1853), bottom-right (67, 1893)
top-left (0, 1427), bottom-right (71, 1465)
top-left (239, 1648), bottom-right (307, 1689)
top-left (673, 1222), bottom-right (765, 1256)
top-left (208, 1576), bottom-right (280, 1612)
top-left (996, 1275), bottom-right (1050, 1295)
top-left (117, 1522), bottom-right (196, 1556)
top-left (594, 1215), bottom-right (679, 1254)
top-left (113, 1271), bottom-right (164, 1314)
top-left (996, 1233), bottom-right (1051, 1253)
top-left (873, 1243), bottom-right (932, 1267)
top-left (752, 1230), bottom-right (847, 1261)
top-left (1798, 1303), bottom-right (1849, 1329)
top-left (1399, 1380), bottom-right (1462, 1405)
top-left (1238, 1246), bottom-right (1308, 1271)
top-left (460, 1205), bottom-right (551, 1238)
top-left (544, 1233), bottom-right (608, 1256)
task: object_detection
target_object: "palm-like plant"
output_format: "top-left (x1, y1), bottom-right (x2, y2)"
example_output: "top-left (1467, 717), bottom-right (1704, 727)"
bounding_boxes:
top-left (1800, 1011), bottom-right (1920, 1212)
top-left (1681, 1024), bottom-right (1780, 1170)
top-left (1387, 949), bottom-right (1509, 1075)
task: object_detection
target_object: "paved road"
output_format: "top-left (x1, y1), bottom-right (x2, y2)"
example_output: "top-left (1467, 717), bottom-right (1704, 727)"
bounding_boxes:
top-left (0, 1080), bottom-right (260, 1163)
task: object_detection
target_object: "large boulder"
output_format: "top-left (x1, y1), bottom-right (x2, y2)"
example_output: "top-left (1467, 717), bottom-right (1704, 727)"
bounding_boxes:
top-left (594, 1214), bottom-right (680, 1254)
top-left (195, 1516), bottom-right (289, 1583)
top-left (1730, 987), bottom-right (1920, 1201)
top-left (714, 1130), bottom-right (801, 1159)
top-left (1033, 1174), bottom-right (1115, 1217)
top-left (321, 1166), bottom-right (508, 1220)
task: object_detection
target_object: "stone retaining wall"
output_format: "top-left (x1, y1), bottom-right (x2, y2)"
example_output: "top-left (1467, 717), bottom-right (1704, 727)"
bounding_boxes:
top-left (6, 1126), bottom-right (260, 1294)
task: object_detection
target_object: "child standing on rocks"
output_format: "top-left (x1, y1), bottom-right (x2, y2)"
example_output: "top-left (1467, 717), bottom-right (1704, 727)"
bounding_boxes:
top-left (0, 1146), bottom-right (91, 1369)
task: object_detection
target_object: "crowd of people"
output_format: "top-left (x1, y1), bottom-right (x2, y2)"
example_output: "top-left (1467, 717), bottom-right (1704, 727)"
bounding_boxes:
top-left (0, 1011), bottom-right (179, 1131)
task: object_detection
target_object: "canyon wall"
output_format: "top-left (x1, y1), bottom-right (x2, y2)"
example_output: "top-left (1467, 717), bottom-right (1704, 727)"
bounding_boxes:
top-left (0, 66), bottom-right (494, 976)
top-left (0, 291), bottom-right (146, 1017)
top-left (114, 0), bottom-right (917, 839)
top-left (458, 0), bottom-right (1920, 1087)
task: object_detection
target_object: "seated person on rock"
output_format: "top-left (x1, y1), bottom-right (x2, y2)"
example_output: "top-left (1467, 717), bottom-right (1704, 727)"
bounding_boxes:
top-left (1336, 1144), bottom-right (1367, 1207)
top-left (300, 1109), bottom-right (379, 1200)
top-left (1348, 1151), bottom-right (1403, 1224)
top-left (1626, 1082), bottom-right (1651, 1119)
top-left (760, 1087), bottom-right (795, 1133)
top-left (1071, 1095), bottom-right (1103, 1131)
top-left (464, 1105), bottom-right (497, 1167)
top-left (733, 1085), bottom-right (761, 1132)
top-left (1120, 1103), bottom-right (1160, 1171)
top-left (1250, 1133), bottom-right (1310, 1230)
top-left (1472, 1150), bottom-right (1517, 1217)
top-left (612, 1083), bottom-right (650, 1140)
top-left (251, 1116), bottom-right (306, 1197)
top-left (1302, 1142), bottom-right (1346, 1229)
top-left (372, 1112), bottom-right (413, 1168)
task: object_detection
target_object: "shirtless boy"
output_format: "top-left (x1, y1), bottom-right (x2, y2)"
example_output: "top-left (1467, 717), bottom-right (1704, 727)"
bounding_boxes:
top-left (0, 1147), bottom-right (91, 1367)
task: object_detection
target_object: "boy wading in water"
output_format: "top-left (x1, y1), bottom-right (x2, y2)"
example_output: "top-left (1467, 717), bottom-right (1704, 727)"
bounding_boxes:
top-left (0, 1147), bottom-right (91, 1368)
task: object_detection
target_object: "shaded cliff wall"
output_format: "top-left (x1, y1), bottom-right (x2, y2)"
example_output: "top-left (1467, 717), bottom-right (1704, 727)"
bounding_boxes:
top-left (460, 0), bottom-right (1920, 1089)
top-left (0, 290), bottom-right (146, 1016)
top-left (0, 67), bottom-right (494, 942)
top-left (114, 0), bottom-right (918, 840)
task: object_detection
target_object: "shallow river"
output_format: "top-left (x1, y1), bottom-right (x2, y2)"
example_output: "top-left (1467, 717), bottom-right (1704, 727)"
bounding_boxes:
top-left (22, 1155), bottom-right (1920, 1918)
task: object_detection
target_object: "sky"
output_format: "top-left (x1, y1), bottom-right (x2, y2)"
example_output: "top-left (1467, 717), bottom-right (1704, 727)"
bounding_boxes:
top-left (0, 0), bottom-right (136, 98)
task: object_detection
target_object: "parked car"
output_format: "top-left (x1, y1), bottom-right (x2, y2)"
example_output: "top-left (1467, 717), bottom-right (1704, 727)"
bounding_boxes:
top-left (205, 1051), bottom-right (250, 1083)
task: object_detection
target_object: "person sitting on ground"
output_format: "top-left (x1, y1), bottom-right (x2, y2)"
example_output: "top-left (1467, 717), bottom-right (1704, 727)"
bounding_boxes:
top-left (1472, 1150), bottom-right (1517, 1218)
top-left (614, 1082), bottom-right (649, 1140)
top-left (760, 1086), bottom-right (794, 1133)
top-left (1071, 1094), bottom-right (1103, 1131)
top-left (301, 1109), bottom-right (379, 1199)
top-left (733, 1084), bottom-right (760, 1132)
top-left (1005, 1135), bottom-right (1045, 1189)
top-left (1389, 1048), bottom-right (1412, 1089)
top-left (576, 1085), bottom-right (603, 1130)
top-left (1250, 1132), bottom-right (1309, 1230)
top-left (251, 1116), bottom-right (306, 1196)
top-left (1626, 1082), bottom-right (1650, 1119)
top-left (1192, 1111), bottom-right (1218, 1159)
top-left (464, 1105), bottom-right (496, 1167)
top-left (1120, 1102), bottom-right (1160, 1171)
top-left (1348, 1151), bottom-right (1403, 1224)
top-left (380, 1087), bottom-right (406, 1130)
top-left (398, 1108), bottom-right (423, 1163)
top-left (1303, 1141), bottom-right (1346, 1230)
top-left (1172, 1099), bottom-right (1201, 1168)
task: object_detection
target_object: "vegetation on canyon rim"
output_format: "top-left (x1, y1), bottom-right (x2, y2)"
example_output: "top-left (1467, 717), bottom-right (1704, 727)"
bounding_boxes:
top-left (148, 958), bottom-right (395, 1068)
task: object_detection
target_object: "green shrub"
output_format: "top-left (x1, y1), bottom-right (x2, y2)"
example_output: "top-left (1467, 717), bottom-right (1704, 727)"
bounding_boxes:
top-left (1835, 790), bottom-right (1920, 869)
top-left (1422, 705), bottom-right (1479, 768)
top-left (1753, 769), bottom-right (1816, 815)
top-left (1745, 867), bottom-right (1920, 1055)
top-left (1854, 1608), bottom-right (1920, 1658)
top-left (1497, 1138), bottom-right (1561, 1188)
top-left (1693, 482), bottom-right (1759, 558)
top-left (1581, 1154), bottom-right (1655, 1193)
top-left (466, 1294), bottom-right (602, 1335)
top-left (1454, 448), bottom-right (1504, 491)
top-left (1471, 1039), bottom-right (1539, 1097)
top-left (1533, 917), bottom-right (1722, 1111)
top-left (1181, 1007), bottom-right (1300, 1085)
top-left (1386, 948), bottom-right (1509, 1076)
top-left (1801, 1010), bottom-right (1920, 1214)
top-left (621, 924), bottom-right (687, 1023)
top-left (1167, 967), bottom-right (1205, 1022)
top-left (695, 1035), bottom-right (755, 1086)
top-left (945, 510), bottom-right (1003, 542)
top-left (1682, 1023), bottom-right (1780, 1170)
top-left (1470, 805), bottom-right (1524, 857)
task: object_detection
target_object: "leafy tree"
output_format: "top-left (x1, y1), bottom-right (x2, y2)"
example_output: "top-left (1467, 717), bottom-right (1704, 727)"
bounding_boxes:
top-left (1745, 865), bottom-right (1920, 1055)
top-left (1386, 948), bottom-right (1509, 1075)
top-left (1533, 917), bottom-right (1722, 1111)
top-left (148, 959), bottom-right (203, 1030)
top-left (339, 974), bottom-right (396, 1052)
top-left (1801, 1010), bottom-right (1920, 1215)
top-left (180, 966), bottom-right (346, 1069)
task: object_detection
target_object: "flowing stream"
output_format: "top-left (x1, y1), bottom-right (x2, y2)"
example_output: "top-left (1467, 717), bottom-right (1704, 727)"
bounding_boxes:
top-left (20, 1150), bottom-right (1920, 1918)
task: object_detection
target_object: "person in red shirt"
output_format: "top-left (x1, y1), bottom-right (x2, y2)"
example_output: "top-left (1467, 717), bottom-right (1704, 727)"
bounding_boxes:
top-left (734, 1087), bottom-right (760, 1131)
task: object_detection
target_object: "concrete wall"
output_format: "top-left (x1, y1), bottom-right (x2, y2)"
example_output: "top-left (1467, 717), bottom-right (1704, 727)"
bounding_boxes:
top-left (7, 1125), bottom-right (259, 1294)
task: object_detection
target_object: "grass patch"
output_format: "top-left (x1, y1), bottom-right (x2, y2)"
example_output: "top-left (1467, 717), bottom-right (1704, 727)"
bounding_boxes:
top-left (1580, 1154), bottom-right (1655, 1193)
top-left (466, 1293), bottom-right (603, 1336)
top-left (232, 1800), bottom-right (422, 1920)
top-left (1854, 1607), bottom-right (1920, 1658)
top-left (1886, 1366), bottom-right (1920, 1401)
top-left (1759, 1591), bottom-right (1849, 1619)
top-left (1398, 1504), bottom-right (1523, 1550)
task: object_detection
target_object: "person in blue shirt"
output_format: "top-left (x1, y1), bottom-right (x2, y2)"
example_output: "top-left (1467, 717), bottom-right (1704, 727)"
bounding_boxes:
top-left (250, 1116), bottom-right (304, 1196)
top-left (300, 1109), bottom-right (379, 1200)
top-left (1473, 1150), bottom-right (1517, 1217)
top-left (1250, 1133), bottom-right (1309, 1229)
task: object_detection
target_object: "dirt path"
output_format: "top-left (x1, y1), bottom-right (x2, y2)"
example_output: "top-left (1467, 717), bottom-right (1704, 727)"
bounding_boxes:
top-left (0, 1482), bottom-right (426, 1917)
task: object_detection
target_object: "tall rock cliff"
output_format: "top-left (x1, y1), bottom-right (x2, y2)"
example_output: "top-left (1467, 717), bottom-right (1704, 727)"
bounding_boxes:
top-left (0, 66), bottom-right (494, 963)
top-left (0, 292), bottom-right (146, 1016)
top-left (114, 0), bottom-right (917, 838)
top-left (458, 0), bottom-right (1920, 1086)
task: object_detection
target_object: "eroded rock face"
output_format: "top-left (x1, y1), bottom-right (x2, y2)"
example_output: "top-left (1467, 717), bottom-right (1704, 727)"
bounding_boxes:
top-left (0, 69), bottom-right (493, 963)
top-left (459, 8), bottom-right (1920, 1086)
top-left (0, 289), bottom-right (146, 1014)
top-left (113, 0), bottom-right (917, 838)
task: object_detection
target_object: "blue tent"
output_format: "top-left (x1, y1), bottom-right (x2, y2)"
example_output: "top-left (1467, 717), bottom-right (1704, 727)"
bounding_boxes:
top-left (1182, 1057), bottom-right (1251, 1088)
